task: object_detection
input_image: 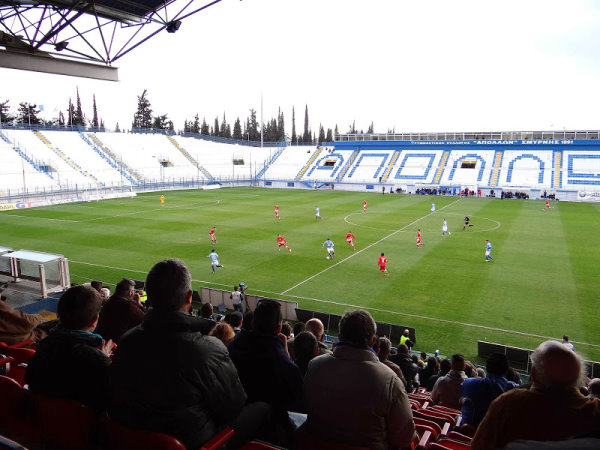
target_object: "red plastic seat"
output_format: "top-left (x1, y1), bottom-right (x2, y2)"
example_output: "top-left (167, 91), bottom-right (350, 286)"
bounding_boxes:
top-left (415, 423), bottom-right (439, 441)
top-left (0, 340), bottom-right (34, 349)
top-left (432, 437), bottom-right (471, 449)
top-left (415, 408), bottom-right (456, 427)
top-left (33, 394), bottom-right (99, 450)
top-left (106, 420), bottom-right (186, 450)
top-left (200, 428), bottom-right (234, 450)
top-left (0, 345), bottom-right (35, 365)
top-left (413, 411), bottom-right (451, 434)
top-left (446, 431), bottom-right (472, 444)
top-left (410, 400), bottom-right (421, 410)
top-left (408, 394), bottom-right (431, 406)
top-left (413, 417), bottom-right (443, 437)
top-left (0, 376), bottom-right (41, 448)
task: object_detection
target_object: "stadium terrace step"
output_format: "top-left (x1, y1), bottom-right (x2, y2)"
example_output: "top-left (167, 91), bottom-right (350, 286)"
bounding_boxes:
top-left (166, 135), bottom-right (214, 182)
top-left (380, 150), bottom-right (400, 183)
top-left (0, 132), bottom-right (54, 179)
top-left (336, 149), bottom-right (359, 182)
top-left (87, 133), bottom-right (143, 183)
top-left (33, 130), bottom-right (102, 186)
top-left (255, 144), bottom-right (285, 180)
top-left (489, 149), bottom-right (504, 187)
top-left (433, 150), bottom-right (450, 185)
top-left (295, 146), bottom-right (323, 180)
top-left (553, 150), bottom-right (562, 188)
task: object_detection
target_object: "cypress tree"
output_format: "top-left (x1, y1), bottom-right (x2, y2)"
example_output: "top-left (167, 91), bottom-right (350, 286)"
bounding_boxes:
top-left (318, 124), bottom-right (325, 144)
top-left (213, 116), bottom-right (220, 137)
top-left (92, 94), bottom-right (99, 127)
top-left (200, 118), bottom-right (209, 135)
top-left (247, 109), bottom-right (259, 141)
top-left (302, 104), bottom-right (310, 143)
top-left (291, 107), bottom-right (297, 144)
top-left (326, 128), bottom-right (333, 142)
top-left (0, 100), bottom-right (12, 122)
top-left (232, 117), bottom-right (242, 140)
top-left (67, 98), bottom-right (74, 126)
top-left (74, 87), bottom-right (84, 126)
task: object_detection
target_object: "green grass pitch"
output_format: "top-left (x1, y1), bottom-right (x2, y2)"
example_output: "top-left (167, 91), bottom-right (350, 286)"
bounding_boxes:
top-left (1, 187), bottom-right (599, 363)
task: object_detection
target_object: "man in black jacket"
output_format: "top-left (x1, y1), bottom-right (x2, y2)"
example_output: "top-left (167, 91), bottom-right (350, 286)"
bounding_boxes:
top-left (109, 258), bottom-right (267, 449)
top-left (228, 299), bottom-right (303, 444)
top-left (390, 344), bottom-right (419, 392)
top-left (26, 285), bottom-right (113, 411)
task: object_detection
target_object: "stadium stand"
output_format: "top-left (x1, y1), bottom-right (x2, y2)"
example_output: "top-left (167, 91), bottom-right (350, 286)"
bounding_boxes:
top-left (3, 127), bottom-right (600, 201)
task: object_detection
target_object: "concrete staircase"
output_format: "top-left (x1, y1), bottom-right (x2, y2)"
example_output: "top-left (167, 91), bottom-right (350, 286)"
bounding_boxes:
top-left (166, 135), bottom-right (214, 182)
top-left (295, 146), bottom-right (323, 180)
top-left (34, 130), bottom-right (101, 186)
top-left (381, 150), bottom-right (400, 183)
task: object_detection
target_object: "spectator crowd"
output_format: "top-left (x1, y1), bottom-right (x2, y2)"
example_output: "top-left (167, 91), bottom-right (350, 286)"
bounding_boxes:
top-left (1, 258), bottom-right (600, 449)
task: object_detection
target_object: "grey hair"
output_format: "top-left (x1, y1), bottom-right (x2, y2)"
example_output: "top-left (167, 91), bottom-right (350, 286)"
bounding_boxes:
top-left (530, 340), bottom-right (585, 390)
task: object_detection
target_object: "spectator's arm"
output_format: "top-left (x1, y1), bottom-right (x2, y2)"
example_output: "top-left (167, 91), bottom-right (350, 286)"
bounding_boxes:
top-left (460, 381), bottom-right (474, 425)
top-left (430, 378), bottom-right (441, 404)
top-left (386, 375), bottom-right (416, 448)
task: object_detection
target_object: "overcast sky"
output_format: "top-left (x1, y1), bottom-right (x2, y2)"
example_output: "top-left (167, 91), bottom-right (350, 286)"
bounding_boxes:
top-left (2, 0), bottom-right (600, 134)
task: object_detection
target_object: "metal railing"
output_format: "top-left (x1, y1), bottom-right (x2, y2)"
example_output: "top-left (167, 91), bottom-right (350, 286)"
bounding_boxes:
top-left (336, 130), bottom-right (600, 142)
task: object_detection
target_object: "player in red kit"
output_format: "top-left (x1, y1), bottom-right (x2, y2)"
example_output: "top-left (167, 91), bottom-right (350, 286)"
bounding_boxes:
top-left (363, 200), bottom-right (367, 212)
top-left (274, 205), bottom-right (280, 219)
top-left (378, 252), bottom-right (388, 275)
top-left (544, 199), bottom-right (553, 210)
top-left (277, 234), bottom-right (291, 252)
top-left (416, 229), bottom-right (424, 248)
top-left (209, 227), bottom-right (217, 244)
top-left (345, 231), bottom-right (356, 251)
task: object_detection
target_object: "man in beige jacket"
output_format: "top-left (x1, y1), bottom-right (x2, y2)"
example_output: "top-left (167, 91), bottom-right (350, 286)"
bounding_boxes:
top-left (302, 310), bottom-right (415, 449)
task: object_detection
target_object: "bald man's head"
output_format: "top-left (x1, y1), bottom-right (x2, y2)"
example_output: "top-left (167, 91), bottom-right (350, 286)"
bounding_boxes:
top-left (530, 340), bottom-right (584, 391)
top-left (305, 318), bottom-right (325, 342)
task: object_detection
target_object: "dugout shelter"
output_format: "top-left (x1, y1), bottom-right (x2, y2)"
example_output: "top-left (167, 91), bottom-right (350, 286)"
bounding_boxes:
top-left (1, 249), bottom-right (70, 298)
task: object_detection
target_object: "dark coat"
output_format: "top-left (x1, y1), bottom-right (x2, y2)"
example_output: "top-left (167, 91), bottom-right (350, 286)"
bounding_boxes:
top-left (25, 326), bottom-right (111, 411)
top-left (390, 352), bottom-right (419, 391)
top-left (109, 310), bottom-right (245, 449)
top-left (228, 329), bottom-right (303, 422)
top-left (95, 294), bottom-right (145, 343)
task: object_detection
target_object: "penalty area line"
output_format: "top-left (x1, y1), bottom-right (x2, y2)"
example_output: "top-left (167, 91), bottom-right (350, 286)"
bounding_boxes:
top-left (280, 198), bottom-right (462, 295)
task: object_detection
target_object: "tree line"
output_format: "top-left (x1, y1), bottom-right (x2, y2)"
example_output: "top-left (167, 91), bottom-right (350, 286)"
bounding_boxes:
top-left (1, 87), bottom-right (376, 144)
top-left (134, 89), bottom-right (339, 144)
top-left (0, 88), bottom-right (104, 129)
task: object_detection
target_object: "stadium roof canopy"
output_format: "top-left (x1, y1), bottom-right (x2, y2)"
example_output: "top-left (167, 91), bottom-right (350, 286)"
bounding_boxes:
top-left (0, 0), bottom-right (223, 81)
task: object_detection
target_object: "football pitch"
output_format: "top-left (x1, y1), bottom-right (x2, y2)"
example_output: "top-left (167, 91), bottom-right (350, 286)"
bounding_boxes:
top-left (1, 187), bottom-right (599, 363)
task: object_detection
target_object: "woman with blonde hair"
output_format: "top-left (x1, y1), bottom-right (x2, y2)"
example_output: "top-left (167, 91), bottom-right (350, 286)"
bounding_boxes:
top-left (209, 322), bottom-right (235, 346)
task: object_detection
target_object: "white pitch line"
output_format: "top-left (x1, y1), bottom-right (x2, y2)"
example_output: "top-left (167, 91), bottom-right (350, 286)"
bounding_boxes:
top-left (278, 292), bottom-right (600, 349)
top-left (0, 213), bottom-right (80, 223)
top-left (280, 198), bottom-right (463, 295)
top-left (69, 258), bottom-right (600, 349)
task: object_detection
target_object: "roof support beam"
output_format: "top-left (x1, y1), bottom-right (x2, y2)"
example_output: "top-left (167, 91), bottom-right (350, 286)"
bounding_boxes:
top-left (0, 49), bottom-right (118, 81)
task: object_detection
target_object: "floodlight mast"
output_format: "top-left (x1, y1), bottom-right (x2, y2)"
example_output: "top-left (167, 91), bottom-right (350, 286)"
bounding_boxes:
top-left (0, 0), bottom-right (224, 81)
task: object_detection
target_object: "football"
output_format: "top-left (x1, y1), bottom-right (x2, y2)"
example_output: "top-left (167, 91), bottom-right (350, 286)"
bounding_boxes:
top-left (326, 256), bottom-right (331, 260)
